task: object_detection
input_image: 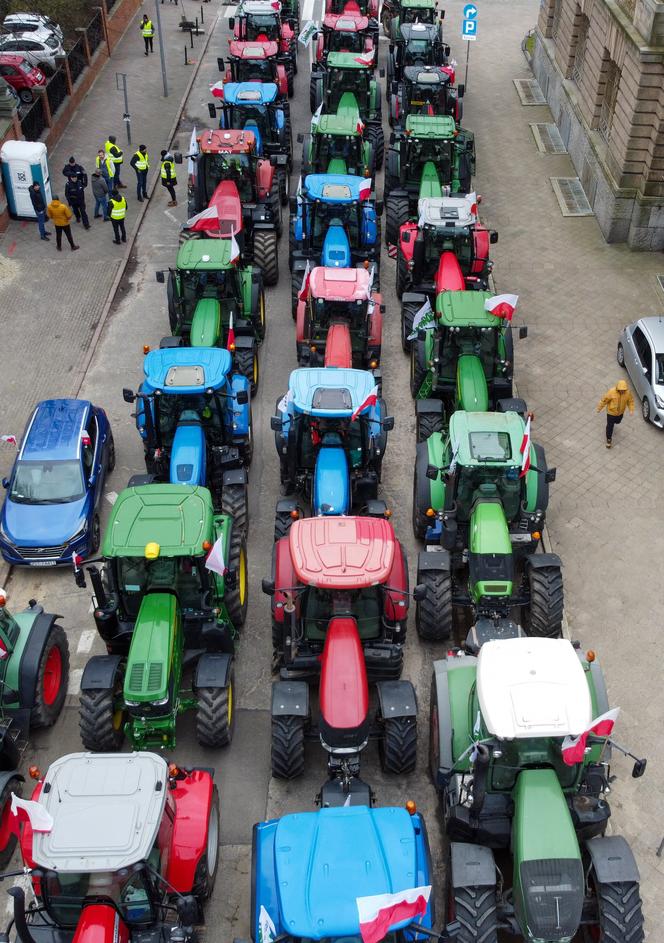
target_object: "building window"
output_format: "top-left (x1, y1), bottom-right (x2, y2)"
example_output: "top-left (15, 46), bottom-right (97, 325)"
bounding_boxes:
top-left (571, 13), bottom-right (588, 84)
top-left (598, 58), bottom-right (620, 142)
top-left (551, 0), bottom-right (563, 37)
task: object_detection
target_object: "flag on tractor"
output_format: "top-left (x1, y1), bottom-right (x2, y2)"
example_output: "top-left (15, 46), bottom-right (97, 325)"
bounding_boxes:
top-left (11, 794), bottom-right (53, 833)
top-left (356, 886), bottom-right (432, 943)
top-left (519, 414), bottom-right (532, 478)
top-left (298, 260), bottom-right (311, 301)
top-left (229, 229), bottom-right (240, 263)
top-left (227, 310), bottom-right (236, 352)
top-left (205, 537), bottom-right (226, 576)
top-left (485, 293), bottom-right (518, 321)
top-left (350, 385), bottom-right (378, 422)
top-left (407, 298), bottom-right (434, 340)
top-left (561, 708), bottom-right (620, 766)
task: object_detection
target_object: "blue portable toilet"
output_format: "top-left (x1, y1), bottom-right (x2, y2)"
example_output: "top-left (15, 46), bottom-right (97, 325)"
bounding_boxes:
top-left (0, 140), bottom-right (51, 218)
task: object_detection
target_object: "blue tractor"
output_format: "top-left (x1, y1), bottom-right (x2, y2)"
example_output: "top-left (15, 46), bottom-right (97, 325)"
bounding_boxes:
top-left (209, 81), bottom-right (292, 205)
top-left (270, 367), bottom-right (393, 539)
top-left (123, 347), bottom-right (251, 532)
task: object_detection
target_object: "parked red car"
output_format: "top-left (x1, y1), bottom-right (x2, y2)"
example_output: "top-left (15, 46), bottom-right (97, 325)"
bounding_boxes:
top-left (0, 53), bottom-right (45, 103)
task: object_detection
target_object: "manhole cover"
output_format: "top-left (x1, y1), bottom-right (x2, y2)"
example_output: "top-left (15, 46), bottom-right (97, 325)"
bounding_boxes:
top-left (530, 122), bottom-right (567, 154)
top-left (513, 78), bottom-right (546, 105)
top-left (550, 177), bottom-right (594, 217)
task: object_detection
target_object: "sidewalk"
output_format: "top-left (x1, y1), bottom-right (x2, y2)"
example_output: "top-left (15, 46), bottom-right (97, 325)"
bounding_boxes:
top-left (0, 0), bottom-right (219, 479)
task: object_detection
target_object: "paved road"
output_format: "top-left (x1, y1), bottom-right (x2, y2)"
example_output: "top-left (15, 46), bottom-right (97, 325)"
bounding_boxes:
top-left (1, 0), bottom-right (663, 937)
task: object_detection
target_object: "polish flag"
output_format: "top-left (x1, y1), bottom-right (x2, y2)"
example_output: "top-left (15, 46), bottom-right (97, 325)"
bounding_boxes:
top-left (484, 293), bottom-right (518, 321)
top-left (229, 229), bottom-right (241, 263)
top-left (227, 310), bottom-right (236, 351)
top-left (185, 204), bottom-right (222, 233)
top-left (277, 388), bottom-right (293, 413)
top-left (205, 537), bottom-right (226, 576)
top-left (0, 435), bottom-right (17, 447)
top-left (0, 638), bottom-right (7, 660)
top-left (356, 886), bottom-right (431, 943)
top-left (271, 0), bottom-right (281, 7)
top-left (81, 433), bottom-right (92, 447)
top-left (11, 794), bottom-right (53, 833)
top-left (350, 384), bottom-right (378, 421)
top-left (298, 260), bottom-right (311, 301)
top-left (356, 117), bottom-right (365, 134)
top-left (358, 178), bottom-right (372, 201)
top-left (354, 52), bottom-right (374, 65)
top-left (519, 414), bottom-right (531, 478)
top-left (210, 81), bottom-right (225, 99)
top-left (561, 708), bottom-right (620, 766)
top-left (427, 102), bottom-right (434, 116)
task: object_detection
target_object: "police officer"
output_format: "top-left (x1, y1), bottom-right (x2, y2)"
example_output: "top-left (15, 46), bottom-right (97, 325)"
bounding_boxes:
top-left (141, 14), bottom-right (154, 55)
top-left (160, 150), bottom-right (177, 206)
top-left (109, 189), bottom-right (127, 244)
top-left (105, 135), bottom-right (126, 188)
top-left (130, 144), bottom-right (149, 202)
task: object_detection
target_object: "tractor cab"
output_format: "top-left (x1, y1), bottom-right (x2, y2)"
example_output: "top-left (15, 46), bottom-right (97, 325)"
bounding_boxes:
top-left (304, 109), bottom-right (374, 179)
top-left (223, 40), bottom-right (291, 97)
top-left (315, 13), bottom-right (376, 65)
top-left (397, 0), bottom-right (438, 28)
top-left (295, 266), bottom-right (383, 369)
top-left (387, 21), bottom-right (447, 89)
top-left (272, 367), bottom-right (390, 523)
top-left (326, 0), bottom-right (379, 19)
top-left (231, 0), bottom-right (297, 78)
top-left (391, 65), bottom-right (461, 128)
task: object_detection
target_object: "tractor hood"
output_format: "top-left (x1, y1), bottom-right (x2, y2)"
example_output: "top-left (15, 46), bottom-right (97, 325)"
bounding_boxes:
top-left (322, 224), bottom-right (352, 267)
top-left (208, 180), bottom-right (244, 236)
top-left (124, 593), bottom-right (177, 705)
top-left (313, 444), bottom-right (350, 515)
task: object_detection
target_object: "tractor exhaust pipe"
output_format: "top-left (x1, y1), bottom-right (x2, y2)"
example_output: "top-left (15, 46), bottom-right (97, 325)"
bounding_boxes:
top-left (8, 887), bottom-right (38, 943)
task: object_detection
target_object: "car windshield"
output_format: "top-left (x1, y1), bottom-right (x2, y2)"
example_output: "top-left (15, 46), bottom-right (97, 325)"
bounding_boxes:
top-left (19, 60), bottom-right (32, 73)
top-left (656, 353), bottom-right (664, 384)
top-left (10, 459), bottom-right (84, 504)
top-left (42, 869), bottom-right (155, 929)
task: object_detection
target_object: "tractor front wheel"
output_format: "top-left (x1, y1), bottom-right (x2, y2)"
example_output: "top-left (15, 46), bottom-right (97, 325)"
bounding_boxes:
top-left (395, 249), bottom-right (408, 300)
top-left (380, 716), bottom-right (417, 774)
top-left (594, 879), bottom-right (644, 943)
top-left (0, 777), bottom-right (22, 870)
top-left (385, 195), bottom-right (409, 246)
top-left (196, 674), bottom-right (235, 748)
top-left (79, 685), bottom-right (125, 752)
top-left (225, 530), bottom-right (249, 629)
top-left (449, 883), bottom-right (499, 943)
top-left (410, 336), bottom-right (428, 398)
top-left (31, 622), bottom-right (69, 728)
top-left (271, 714), bottom-right (305, 779)
top-left (254, 230), bottom-right (279, 287)
top-left (524, 564), bottom-right (564, 638)
top-left (416, 410), bottom-right (444, 443)
top-left (415, 567), bottom-right (453, 641)
top-left (278, 168), bottom-right (290, 207)
top-left (234, 346), bottom-right (259, 398)
top-left (291, 269), bottom-right (303, 318)
top-left (192, 785), bottom-right (220, 916)
top-left (221, 482), bottom-right (249, 537)
top-left (401, 300), bottom-right (420, 352)
top-left (364, 124), bottom-right (384, 172)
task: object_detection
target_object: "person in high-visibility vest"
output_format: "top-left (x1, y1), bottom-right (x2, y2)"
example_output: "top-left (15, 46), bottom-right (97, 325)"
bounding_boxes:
top-left (109, 189), bottom-right (127, 245)
top-left (160, 150), bottom-right (177, 207)
top-left (105, 136), bottom-right (125, 189)
top-left (130, 144), bottom-right (149, 202)
top-left (96, 149), bottom-right (115, 192)
top-left (140, 15), bottom-right (154, 55)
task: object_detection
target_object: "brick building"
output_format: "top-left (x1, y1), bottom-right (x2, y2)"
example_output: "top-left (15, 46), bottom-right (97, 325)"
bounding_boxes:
top-left (533, 0), bottom-right (664, 249)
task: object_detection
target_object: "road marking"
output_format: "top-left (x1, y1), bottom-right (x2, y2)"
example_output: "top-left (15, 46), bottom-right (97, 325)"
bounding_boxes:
top-left (164, 210), bottom-right (179, 224)
top-left (76, 630), bottom-right (96, 654)
top-left (302, 0), bottom-right (314, 20)
top-left (152, 243), bottom-right (180, 248)
top-left (105, 490), bottom-right (118, 505)
top-left (67, 668), bottom-right (83, 696)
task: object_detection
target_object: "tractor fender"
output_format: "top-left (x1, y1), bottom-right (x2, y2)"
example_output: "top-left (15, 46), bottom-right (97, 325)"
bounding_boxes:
top-left (295, 301), bottom-right (306, 343)
top-left (432, 657), bottom-right (477, 784)
top-left (272, 538), bottom-right (299, 624)
top-left (402, 291), bottom-right (428, 307)
top-left (80, 654), bottom-right (124, 692)
top-left (496, 396), bottom-right (527, 416)
top-left (399, 222), bottom-right (418, 261)
top-left (587, 658), bottom-right (610, 716)
top-left (525, 553), bottom-right (562, 571)
top-left (376, 680), bottom-right (417, 719)
top-left (416, 399), bottom-right (444, 418)
top-left (384, 539), bottom-right (409, 623)
top-left (471, 226), bottom-right (490, 276)
top-left (0, 769), bottom-right (23, 793)
top-left (276, 497), bottom-right (301, 515)
top-left (166, 769), bottom-right (215, 894)
top-left (418, 549), bottom-right (451, 573)
top-left (368, 306), bottom-right (382, 349)
top-left (449, 842), bottom-right (496, 889)
top-left (222, 468), bottom-right (248, 488)
top-left (233, 334), bottom-right (255, 350)
top-left (586, 836), bottom-right (640, 885)
top-left (17, 612), bottom-right (63, 710)
top-left (255, 158), bottom-right (275, 199)
top-left (195, 652), bottom-right (233, 690)
top-left (271, 680), bottom-right (308, 717)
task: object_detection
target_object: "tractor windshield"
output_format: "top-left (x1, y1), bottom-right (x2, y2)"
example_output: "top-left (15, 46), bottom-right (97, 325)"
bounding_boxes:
top-left (41, 868), bottom-right (156, 928)
top-left (302, 587), bottom-right (381, 640)
top-left (203, 153), bottom-right (254, 202)
top-left (294, 414), bottom-right (366, 468)
top-left (310, 295), bottom-right (367, 325)
top-left (114, 556), bottom-right (204, 617)
top-left (326, 68), bottom-right (370, 108)
top-left (180, 267), bottom-right (234, 299)
top-left (453, 464), bottom-right (522, 522)
top-left (234, 59), bottom-right (275, 81)
top-left (403, 39), bottom-right (432, 63)
top-left (403, 7), bottom-right (434, 23)
top-left (228, 102), bottom-right (274, 140)
top-left (328, 30), bottom-right (364, 52)
top-left (409, 137), bottom-right (453, 177)
top-left (317, 135), bottom-right (363, 173)
top-left (309, 201), bottom-right (360, 247)
top-left (245, 14), bottom-right (280, 39)
top-left (154, 393), bottom-right (228, 447)
top-left (10, 459), bottom-right (85, 504)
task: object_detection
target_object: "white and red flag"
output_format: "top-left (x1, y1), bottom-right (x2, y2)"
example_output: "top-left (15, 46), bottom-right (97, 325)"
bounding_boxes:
top-left (561, 708), bottom-right (620, 766)
top-left (11, 794), bottom-right (53, 833)
top-left (484, 293), bottom-right (518, 322)
top-left (356, 117), bottom-right (365, 134)
top-left (519, 414), bottom-right (532, 478)
top-left (0, 435), bottom-right (17, 447)
top-left (354, 52), bottom-right (374, 66)
top-left (350, 384), bottom-right (379, 422)
top-left (205, 537), bottom-right (226, 577)
top-left (298, 260), bottom-right (311, 301)
top-left (356, 886), bottom-right (431, 943)
top-left (184, 204), bottom-right (222, 233)
top-left (227, 310), bottom-right (236, 351)
top-left (358, 178), bottom-right (372, 201)
top-left (229, 228), bottom-right (241, 263)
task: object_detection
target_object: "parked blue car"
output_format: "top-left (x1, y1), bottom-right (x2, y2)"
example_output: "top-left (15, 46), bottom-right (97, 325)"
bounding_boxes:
top-left (0, 399), bottom-right (115, 566)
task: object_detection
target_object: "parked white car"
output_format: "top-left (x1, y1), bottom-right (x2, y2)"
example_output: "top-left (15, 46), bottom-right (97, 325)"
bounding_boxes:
top-left (0, 29), bottom-right (65, 75)
top-left (2, 13), bottom-right (63, 44)
top-left (617, 316), bottom-right (664, 428)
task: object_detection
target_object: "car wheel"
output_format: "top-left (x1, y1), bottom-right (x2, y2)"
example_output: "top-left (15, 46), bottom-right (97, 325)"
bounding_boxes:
top-left (19, 89), bottom-right (33, 104)
top-left (617, 343), bottom-right (626, 368)
top-left (90, 513), bottom-right (101, 554)
top-left (642, 397), bottom-right (650, 422)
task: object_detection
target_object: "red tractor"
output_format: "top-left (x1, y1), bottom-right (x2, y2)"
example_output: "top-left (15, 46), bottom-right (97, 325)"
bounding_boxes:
top-left (221, 40), bottom-right (292, 98)
top-left (325, 0), bottom-right (379, 21)
top-left (8, 752), bottom-right (219, 943)
top-left (312, 13), bottom-right (378, 71)
top-left (229, 0), bottom-right (298, 79)
top-left (294, 265), bottom-right (383, 369)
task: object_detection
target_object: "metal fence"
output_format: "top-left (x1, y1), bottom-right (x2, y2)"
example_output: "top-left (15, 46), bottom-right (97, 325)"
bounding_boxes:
top-left (46, 67), bottom-right (68, 118)
top-left (67, 38), bottom-right (87, 84)
top-left (86, 10), bottom-right (104, 55)
top-left (20, 97), bottom-right (47, 142)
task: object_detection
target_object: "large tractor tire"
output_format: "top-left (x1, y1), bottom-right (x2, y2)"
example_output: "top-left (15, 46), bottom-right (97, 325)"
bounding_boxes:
top-left (594, 880), bottom-right (644, 943)
top-left (79, 667), bottom-right (125, 752)
top-left (267, 188), bottom-right (283, 237)
top-left (291, 268), bottom-right (303, 318)
top-left (254, 230), bottom-right (279, 287)
top-left (401, 300), bottom-right (421, 352)
top-left (416, 410), bottom-right (444, 443)
top-left (31, 622), bottom-right (69, 728)
top-left (364, 124), bottom-right (384, 172)
top-left (412, 453), bottom-right (431, 540)
top-left (525, 564), bottom-right (564, 638)
top-left (385, 195), bottom-right (409, 246)
top-left (196, 671), bottom-right (235, 748)
top-left (309, 74), bottom-right (323, 114)
top-left (274, 509), bottom-right (296, 542)
top-left (222, 478), bottom-right (249, 535)
top-left (234, 345), bottom-right (259, 398)
top-left (380, 716), bottom-right (417, 774)
top-left (395, 249), bottom-right (408, 300)
top-left (278, 167), bottom-right (290, 207)
top-left (225, 530), bottom-right (248, 629)
top-left (410, 336), bottom-right (428, 398)
top-left (192, 785), bottom-right (220, 915)
top-left (271, 714), bottom-right (305, 779)
top-left (415, 567), bottom-right (453, 641)
top-left (449, 884), bottom-right (499, 943)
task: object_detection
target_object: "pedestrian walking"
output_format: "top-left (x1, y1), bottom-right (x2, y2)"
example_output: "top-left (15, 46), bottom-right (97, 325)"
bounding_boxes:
top-left (596, 379), bottom-right (635, 448)
top-left (105, 135), bottom-right (126, 188)
top-left (160, 150), bottom-right (177, 206)
top-left (109, 189), bottom-right (127, 244)
top-left (62, 156), bottom-right (87, 185)
top-left (64, 174), bottom-right (90, 229)
top-left (46, 195), bottom-right (80, 252)
top-left (28, 181), bottom-right (50, 240)
top-left (91, 170), bottom-right (110, 220)
top-left (96, 148), bottom-right (115, 192)
top-left (140, 14), bottom-right (154, 54)
top-left (130, 144), bottom-right (149, 202)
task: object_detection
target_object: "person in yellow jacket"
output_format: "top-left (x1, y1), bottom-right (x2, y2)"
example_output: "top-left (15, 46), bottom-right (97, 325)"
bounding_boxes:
top-left (105, 136), bottom-right (125, 189)
top-left (596, 379), bottom-right (635, 448)
top-left (141, 14), bottom-right (154, 55)
top-left (46, 195), bottom-right (80, 252)
top-left (109, 189), bottom-right (127, 245)
top-left (130, 144), bottom-right (149, 202)
top-left (160, 150), bottom-right (177, 206)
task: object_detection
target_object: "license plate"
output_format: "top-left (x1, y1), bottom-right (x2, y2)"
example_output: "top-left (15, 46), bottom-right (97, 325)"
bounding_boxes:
top-left (30, 560), bottom-right (57, 567)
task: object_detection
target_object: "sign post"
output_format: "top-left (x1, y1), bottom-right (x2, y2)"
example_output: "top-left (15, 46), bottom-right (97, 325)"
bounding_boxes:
top-left (462, 3), bottom-right (477, 91)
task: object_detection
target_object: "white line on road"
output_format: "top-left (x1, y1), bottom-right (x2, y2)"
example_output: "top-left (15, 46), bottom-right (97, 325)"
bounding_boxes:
top-left (105, 490), bottom-right (118, 505)
top-left (76, 630), bottom-right (97, 655)
top-left (164, 210), bottom-right (179, 224)
top-left (67, 668), bottom-right (83, 696)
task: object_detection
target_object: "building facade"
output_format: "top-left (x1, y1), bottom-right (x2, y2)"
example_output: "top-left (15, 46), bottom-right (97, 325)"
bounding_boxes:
top-left (533, 0), bottom-right (664, 249)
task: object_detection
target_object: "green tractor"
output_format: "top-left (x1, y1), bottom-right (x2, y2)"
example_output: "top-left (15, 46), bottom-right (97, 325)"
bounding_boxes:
top-left (299, 103), bottom-right (376, 182)
top-left (157, 238), bottom-right (266, 394)
top-left (384, 114), bottom-right (475, 244)
top-left (309, 51), bottom-right (384, 169)
top-left (75, 484), bottom-right (247, 751)
top-left (413, 408), bottom-right (562, 641)
top-left (430, 636), bottom-right (646, 942)
top-left (382, 0), bottom-right (440, 39)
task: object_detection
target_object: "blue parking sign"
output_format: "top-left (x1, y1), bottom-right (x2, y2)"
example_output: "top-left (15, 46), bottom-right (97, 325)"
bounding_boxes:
top-left (462, 18), bottom-right (477, 39)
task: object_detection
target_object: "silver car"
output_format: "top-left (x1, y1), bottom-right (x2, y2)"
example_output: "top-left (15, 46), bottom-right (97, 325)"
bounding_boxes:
top-left (2, 13), bottom-right (63, 44)
top-left (617, 316), bottom-right (664, 428)
top-left (0, 29), bottom-right (64, 75)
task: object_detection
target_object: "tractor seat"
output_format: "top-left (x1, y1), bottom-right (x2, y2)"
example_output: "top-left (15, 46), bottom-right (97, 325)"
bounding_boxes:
top-left (319, 616), bottom-right (370, 753)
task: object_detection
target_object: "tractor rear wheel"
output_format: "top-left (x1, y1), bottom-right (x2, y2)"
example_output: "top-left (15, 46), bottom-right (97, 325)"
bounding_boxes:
top-left (274, 509), bottom-right (295, 542)
top-left (196, 673), bottom-right (235, 748)
top-left (278, 168), bottom-right (290, 207)
top-left (395, 249), bottom-right (408, 300)
top-left (524, 564), bottom-right (564, 638)
top-left (380, 716), bottom-right (417, 774)
top-left (271, 714), bottom-right (305, 779)
top-left (385, 195), bottom-right (409, 246)
top-left (410, 336), bottom-right (428, 398)
top-left (412, 457), bottom-right (431, 540)
top-left (192, 785), bottom-right (220, 915)
top-left (449, 884), bottom-right (499, 943)
top-left (364, 124), bottom-right (384, 172)
top-left (416, 567), bottom-right (453, 641)
top-left (254, 230), bottom-right (279, 287)
top-left (291, 269), bottom-right (303, 318)
top-left (31, 622), bottom-right (69, 728)
top-left (234, 346), bottom-right (259, 398)
top-left (309, 75), bottom-right (322, 114)
top-left (401, 300), bottom-right (420, 352)
top-left (416, 411), bottom-right (444, 443)
top-left (594, 880), bottom-right (644, 943)
top-left (222, 481), bottom-right (248, 536)
top-left (0, 777), bottom-right (22, 870)
top-left (225, 530), bottom-right (249, 629)
top-left (79, 683), bottom-right (125, 752)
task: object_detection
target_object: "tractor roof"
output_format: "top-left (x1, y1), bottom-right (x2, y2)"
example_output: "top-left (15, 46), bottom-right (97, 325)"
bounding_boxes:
top-left (316, 110), bottom-right (361, 135)
top-left (402, 0), bottom-right (436, 7)
top-left (326, 50), bottom-right (375, 68)
top-left (405, 113), bottom-right (456, 139)
top-left (303, 173), bottom-right (368, 202)
top-left (270, 806), bottom-right (421, 937)
top-left (197, 128), bottom-right (256, 154)
top-left (448, 410), bottom-right (525, 468)
top-left (288, 366), bottom-right (376, 417)
top-left (289, 516), bottom-right (395, 589)
top-left (323, 12), bottom-right (369, 30)
top-left (240, 0), bottom-right (281, 13)
top-left (435, 291), bottom-right (501, 327)
top-left (403, 65), bottom-right (451, 85)
top-left (477, 638), bottom-right (593, 740)
top-left (32, 753), bottom-right (168, 872)
top-left (400, 21), bottom-right (437, 39)
top-left (102, 485), bottom-right (214, 558)
top-left (309, 265), bottom-right (372, 301)
top-left (176, 237), bottom-right (236, 270)
top-left (142, 347), bottom-right (232, 394)
top-left (221, 81), bottom-right (279, 104)
top-left (228, 39), bottom-right (279, 58)
top-left (418, 193), bottom-right (478, 228)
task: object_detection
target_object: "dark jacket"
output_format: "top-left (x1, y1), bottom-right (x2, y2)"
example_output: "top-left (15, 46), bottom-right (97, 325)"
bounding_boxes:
top-left (29, 186), bottom-right (45, 213)
top-left (65, 178), bottom-right (86, 205)
top-left (63, 163), bottom-right (88, 187)
top-left (91, 174), bottom-right (109, 199)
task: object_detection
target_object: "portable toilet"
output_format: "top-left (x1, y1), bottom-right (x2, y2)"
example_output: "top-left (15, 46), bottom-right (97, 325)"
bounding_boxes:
top-left (0, 140), bottom-right (51, 218)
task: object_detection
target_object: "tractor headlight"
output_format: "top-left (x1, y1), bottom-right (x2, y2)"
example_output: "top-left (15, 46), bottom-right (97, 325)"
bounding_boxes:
top-left (152, 696), bottom-right (170, 706)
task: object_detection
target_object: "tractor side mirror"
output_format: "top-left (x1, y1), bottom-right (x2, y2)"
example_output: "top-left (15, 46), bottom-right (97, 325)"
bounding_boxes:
top-left (74, 568), bottom-right (86, 589)
top-left (632, 758), bottom-right (647, 778)
top-left (208, 102), bottom-right (217, 119)
top-left (217, 57), bottom-right (225, 72)
top-left (228, 16), bottom-right (235, 28)
top-left (389, 132), bottom-right (396, 145)
top-left (489, 230), bottom-right (498, 244)
top-left (262, 578), bottom-right (275, 595)
top-left (297, 132), bottom-right (304, 143)
top-left (380, 303), bottom-right (386, 313)
top-left (176, 896), bottom-right (199, 927)
top-left (173, 152), bottom-right (183, 164)
top-left (379, 68), bottom-right (385, 78)
top-left (440, 9), bottom-right (445, 18)
top-left (122, 388), bottom-right (136, 404)
top-left (426, 464), bottom-right (439, 480)
top-left (444, 44), bottom-right (451, 56)
top-left (235, 390), bottom-right (249, 405)
top-left (413, 583), bottom-right (427, 601)
top-left (289, 195), bottom-right (298, 213)
top-left (519, 326), bottom-right (528, 339)
top-left (457, 82), bottom-right (465, 98)
top-left (1, 478), bottom-right (7, 489)
top-left (545, 467), bottom-right (557, 483)
top-left (270, 153), bottom-right (288, 166)
top-left (155, 270), bottom-right (165, 284)
top-left (382, 416), bottom-right (395, 431)
top-left (270, 416), bottom-right (283, 431)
